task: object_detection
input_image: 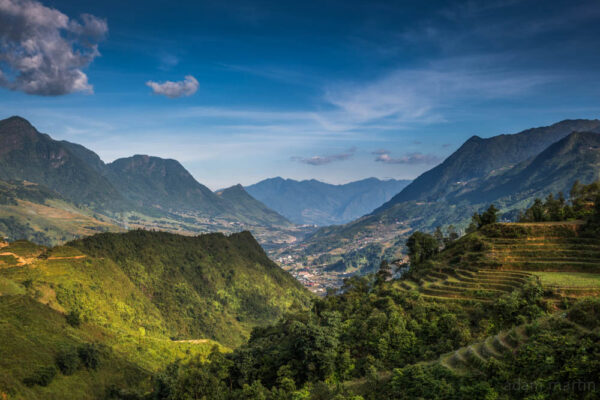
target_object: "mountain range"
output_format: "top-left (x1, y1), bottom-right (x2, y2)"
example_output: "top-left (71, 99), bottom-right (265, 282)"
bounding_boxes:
top-left (245, 177), bottom-right (411, 226)
top-left (286, 118), bottom-right (600, 276)
top-left (0, 116), bottom-right (293, 245)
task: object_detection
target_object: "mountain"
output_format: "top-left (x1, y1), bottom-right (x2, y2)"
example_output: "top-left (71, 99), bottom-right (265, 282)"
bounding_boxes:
top-left (216, 184), bottom-right (292, 227)
top-left (245, 177), bottom-right (411, 225)
top-left (378, 119), bottom-right (600, 211)
top-left (0, 116), bottom-right (298, 246)
top-left (284, 120), bottom-right (600, 278)
top-left (107, 155), bottom-right (223, 216)
top-left (0, 229), bottom-right (310, 398)
top-left (463, 131), bottom-right (600, 207)
top-left (0, 116), bottom-right (127, 211)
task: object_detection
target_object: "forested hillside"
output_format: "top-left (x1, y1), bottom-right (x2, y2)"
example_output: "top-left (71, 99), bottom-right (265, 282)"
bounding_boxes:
top-left (138, 188), bottom-right (600, 399)
top-left (0, 230), bottom-right (310, 399)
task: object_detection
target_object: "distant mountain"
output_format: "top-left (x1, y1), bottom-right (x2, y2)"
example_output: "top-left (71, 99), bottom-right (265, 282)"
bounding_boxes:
top-left (107, 155), bottom-right (223, 215)
top-left (0, 116), bottom-right (295, 246)
top-left (292, 120), bottom-right (600, 275)
top-left (245, 177), bottom-right (411, 225)
top-left (216, 184), bottom-right (291, 227)
top-left (378, 119), bottom-right (600, 212)
top-left (0, 116), bottom-right (127, 211)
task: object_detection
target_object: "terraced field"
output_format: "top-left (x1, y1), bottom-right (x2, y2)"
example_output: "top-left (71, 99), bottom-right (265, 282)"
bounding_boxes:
top-left (439, 324), bottom-right (528, 375)
top-left (435, 315), bottom-right (590, 377)
top-left (398, 222), bottom-right (600, 302)
top-left (482, 222), bottom-right (600, 272)
top-left (395, 268), bottom-right (534, 303)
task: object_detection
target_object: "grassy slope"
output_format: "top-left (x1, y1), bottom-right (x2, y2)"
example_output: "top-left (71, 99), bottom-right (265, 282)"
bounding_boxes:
top-left (0, 231), bottom-right (310, 399)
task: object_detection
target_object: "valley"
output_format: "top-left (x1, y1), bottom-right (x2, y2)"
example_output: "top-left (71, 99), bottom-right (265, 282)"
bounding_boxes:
top-left (0, 116), bottom-right (600, 400)
top-left (2, 0), bottom-right (600, 398)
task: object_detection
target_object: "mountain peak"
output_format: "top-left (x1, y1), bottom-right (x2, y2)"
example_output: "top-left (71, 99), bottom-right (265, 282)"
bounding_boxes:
top-left (0, 116), bottom-right (38, 138)
top-left (1, 115), bottom-right (33, 126)
top-left (216, 184), bottom-right (247, 196)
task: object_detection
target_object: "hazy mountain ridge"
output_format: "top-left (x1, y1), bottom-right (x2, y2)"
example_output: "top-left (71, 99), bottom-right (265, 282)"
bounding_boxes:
top-left (377, 119), bottom-right (600, 212)
top-left (216, 184), bottom-right (292, 227)
top-left (0, 116), bottom-right (295, 245)
top-left (285, 119), bottom-right (600, 279)
top-left (245, 177), bottom-right (411, 226)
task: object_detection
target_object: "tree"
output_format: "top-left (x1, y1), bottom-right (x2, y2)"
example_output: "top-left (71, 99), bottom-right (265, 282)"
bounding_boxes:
top-left (55, 347), bottom-right (80, 375)
top-left (433, 227), bottom-right (444, 248)
top-left (376, 260), bottom-right (392, 284)
top-left (406, 232), bottom-right (439, 265)
top-left (66, 309), bottom-right (81, 328)
top-left (444, 225), bottom-right (459, 246)
top-left (480, 204), bottom-right (499, 226)
top-left (466, 213), bottom-right (482, 234)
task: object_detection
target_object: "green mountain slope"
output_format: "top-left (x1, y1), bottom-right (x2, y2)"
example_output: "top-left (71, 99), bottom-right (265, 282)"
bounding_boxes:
top-left (0, 179), bottom-right (120, 245)
top-left (0, 230), bottom-right (310, 398)
top-left (246, 177), bottom-right (411, 225)
top-left (68, 230), bottom-right (310, 345)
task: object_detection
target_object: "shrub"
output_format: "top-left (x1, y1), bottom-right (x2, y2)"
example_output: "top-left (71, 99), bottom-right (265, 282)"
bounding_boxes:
top-left (66, 310), bottom-right (82, 328)
top-left (567, 298), bottom-right (600, 330)
top-left (56, 347), bottom-right (80, 375)
top-left (78, 343), bottom-right (101, 370)
top-left (23, 365), bottom-right (57, 387)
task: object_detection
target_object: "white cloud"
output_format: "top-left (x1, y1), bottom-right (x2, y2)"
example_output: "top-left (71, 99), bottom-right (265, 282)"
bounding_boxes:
top-left (291, 147), bottom-right (356, 166)
top-left (0, 0), bottom-right (107, 95)
top-left (146, 75), bottom-right (199, 98)
top-left (373, 149), bottom-right (441, 165)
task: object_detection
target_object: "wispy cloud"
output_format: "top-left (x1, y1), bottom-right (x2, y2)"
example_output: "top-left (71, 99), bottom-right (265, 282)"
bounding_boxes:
top-left (0, 0), bottom-right (107, 95)
top-left (158, 53), bottom-right (180, 70)
top-left (373, 149), bottom-right (441, 165)
top-left (321, 56), bottom-right (553, 130)
top-left (146, 75), bottom-right (199, 98)
top-left (292, 147), bottom-right (356, 166)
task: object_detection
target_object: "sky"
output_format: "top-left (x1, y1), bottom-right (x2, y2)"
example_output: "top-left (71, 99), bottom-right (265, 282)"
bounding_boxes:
top-left (1, 0), bottom-right (600, 189)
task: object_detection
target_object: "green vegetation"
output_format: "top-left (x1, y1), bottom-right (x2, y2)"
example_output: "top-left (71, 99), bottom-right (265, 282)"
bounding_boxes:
top-left (519, 180), bottom-right (600, 222)
top-left (0, 230), bottom-right (310, 399)
top-left (2, 213), bottom-right (600, 399)
top-left (143, 215), bottom-right (600, 400)
top-left (68, 230), bottom-right (310, 346)
top-left (533, 271), bottom-right (600, 287)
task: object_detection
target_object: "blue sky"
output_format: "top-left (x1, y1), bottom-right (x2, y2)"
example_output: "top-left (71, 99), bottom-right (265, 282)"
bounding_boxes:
top-left (1, 0), bottom-right (600, 189)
